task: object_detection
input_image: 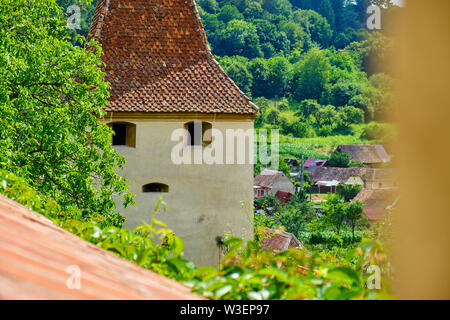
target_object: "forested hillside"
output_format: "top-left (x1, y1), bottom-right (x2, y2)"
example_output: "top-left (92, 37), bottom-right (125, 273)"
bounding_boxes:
top-left (58, 0), bottom-right (400, 142)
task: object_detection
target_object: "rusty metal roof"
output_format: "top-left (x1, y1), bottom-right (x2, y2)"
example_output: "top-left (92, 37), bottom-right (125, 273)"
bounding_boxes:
top-left (0, 194), bottom-right (203, 299)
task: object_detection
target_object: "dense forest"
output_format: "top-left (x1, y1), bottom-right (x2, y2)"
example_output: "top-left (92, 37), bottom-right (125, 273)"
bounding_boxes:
top-left (59, 0), bottom-right (400, 141)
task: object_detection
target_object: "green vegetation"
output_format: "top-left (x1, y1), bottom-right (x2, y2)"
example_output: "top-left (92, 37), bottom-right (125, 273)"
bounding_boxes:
top-left (197, 1), bottom-right (398, 158)
top-left (0, 0), bottom-right (133, 227)
top-left (1, 169), bottom-right (391, 299)
top-left (53, 0), bottom-right (398, 156)
top-left (254, 180), bottom-right (371, 254)
top-left (0, 0), bottom-right (397, 300)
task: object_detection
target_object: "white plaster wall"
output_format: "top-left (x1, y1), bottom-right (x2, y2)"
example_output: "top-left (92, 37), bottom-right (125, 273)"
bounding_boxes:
top-left (110, 118), bottom-right (254, 267)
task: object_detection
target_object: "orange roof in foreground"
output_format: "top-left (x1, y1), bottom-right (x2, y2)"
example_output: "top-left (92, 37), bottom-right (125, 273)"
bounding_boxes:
top-left (0, 194), bottom-right (203, 299)
top-left (88, 0), bottom-right (257, 115)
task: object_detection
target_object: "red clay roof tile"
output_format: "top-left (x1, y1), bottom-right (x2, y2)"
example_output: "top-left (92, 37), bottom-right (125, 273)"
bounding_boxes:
top-left (88, 0), bottom-right (258, 115)
top-left (0, 195), bottom-right (203, 300)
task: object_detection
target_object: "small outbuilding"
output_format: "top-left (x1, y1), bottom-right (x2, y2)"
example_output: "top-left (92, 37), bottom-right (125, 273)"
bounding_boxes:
top-left (254, 169), bottom-right (295, 198)
top-left (336, 144), bottom-right (390, 167)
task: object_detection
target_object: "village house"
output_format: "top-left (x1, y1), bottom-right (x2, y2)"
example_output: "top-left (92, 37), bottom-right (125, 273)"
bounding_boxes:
top-left (89, 0), bottom-right (258, 267)
top-left (336, 144), bottom-right (390, 167)
top-left (352, 188), bottom-right (399, 222)
top-left (303, 158), bottom-right (328, 173)
top-left (310, 167), bottom-right (397, 193)
top-left (259, 228), bottom-right (303, 252)
top-left (254, 169), bottom-right (296, 199)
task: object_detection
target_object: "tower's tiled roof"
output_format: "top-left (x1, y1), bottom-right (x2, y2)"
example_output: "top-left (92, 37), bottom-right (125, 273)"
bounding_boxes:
top-left (89, 0), bottom-right (258, 115)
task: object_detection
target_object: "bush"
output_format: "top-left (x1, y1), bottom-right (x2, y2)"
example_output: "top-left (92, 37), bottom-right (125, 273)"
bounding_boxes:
top-left (308, 230), bottom-right (362, 246)
top-left (278, 203), bottom-right (315, 237)
top-left (327, 150), bottom-right (351, 167)
top-left (362, 122), bottom-right (395, 143)
top-left (0, 169), bottom-right (194, 280)
top-left (336, 184), bottom-right (362, 202)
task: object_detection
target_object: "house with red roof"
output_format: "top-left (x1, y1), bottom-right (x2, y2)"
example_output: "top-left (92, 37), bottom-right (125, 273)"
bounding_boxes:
top-left (254, 169), bottom-right (295, 199)
top-left (352, 188), bottom-right (399, 222)
top-left (303, 158), bottom-right (327, 173)
top-left (275, 190), bottom-right (293, 204)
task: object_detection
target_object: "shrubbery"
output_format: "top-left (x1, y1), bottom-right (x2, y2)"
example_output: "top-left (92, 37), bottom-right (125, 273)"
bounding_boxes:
top-left (1, 169), bottom-right (392, 299)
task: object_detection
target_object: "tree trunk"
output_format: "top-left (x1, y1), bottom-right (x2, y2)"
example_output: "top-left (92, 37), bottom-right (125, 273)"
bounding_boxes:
top-left (352, 221), bottom-right (355, 242)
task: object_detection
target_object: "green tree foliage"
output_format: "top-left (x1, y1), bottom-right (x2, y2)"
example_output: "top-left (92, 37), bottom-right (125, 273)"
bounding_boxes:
top-left (264, 107), bottom-right (281, 125)
top-left (261, 0), bottom-right (292, 16)
top-left (340, 106), bottom-right (365, 126)
top-left (346, 32), bottom-right (393, 76)
top-left (297, 99), bottom-right (320, 117)
top-left (56, 0), bottom-right (97, 39)
top-left (267, 56), bottom-right (291, 98)
top-left (343, 200), bottom-right (365, 241)
top-left (248, 58), bottom-right (270, 97)
top-left (292, 9), bottom-right (333, 47)
top-left (323, 194), bottom-right (346, 235)
top-left (0, 0), bottom-right (133, 226)
top-left (278, 202), bottom-right (315, 237)
top-left (218, 4), bottom-right (244, 23)
top-left (362, 122), bottom-right (396, 146)
top-left (222, 61), bottom-right (253, 96)
top-left (329, 81), bottom-right (361, 107)
top-left (349, 94), bottom-right (374, 120)
top-left (216, 20), bottom-right (263, 58)
top-left (293, 48), bottom-right (331, 101)
top-left (1, 169), bottom-right (392, 299)
top-left (328, 150), bottom-right (351, 168)
top-left (336, 184), bottom-right (363, 202)
top-left (198, 0), bottom-right (219, 14)
top-left (317, 0), bottom-right (335, 30)
top-left (256, 194), bottom-right (283, 214)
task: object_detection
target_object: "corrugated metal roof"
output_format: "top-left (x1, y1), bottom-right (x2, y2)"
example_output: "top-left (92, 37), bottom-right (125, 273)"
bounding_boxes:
top-left (304, 158), bottom-right (327, 168)
top-left (0, 194), bottom-right (204, 300)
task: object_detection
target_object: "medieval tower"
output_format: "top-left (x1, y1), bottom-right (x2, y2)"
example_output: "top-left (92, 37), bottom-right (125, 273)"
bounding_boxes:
top-left (89, 0), bottom-right (257, 266)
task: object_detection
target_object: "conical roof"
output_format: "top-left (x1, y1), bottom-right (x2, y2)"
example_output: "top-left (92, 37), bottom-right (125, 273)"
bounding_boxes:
top-left (89, 0), bottom-right (258, 115)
